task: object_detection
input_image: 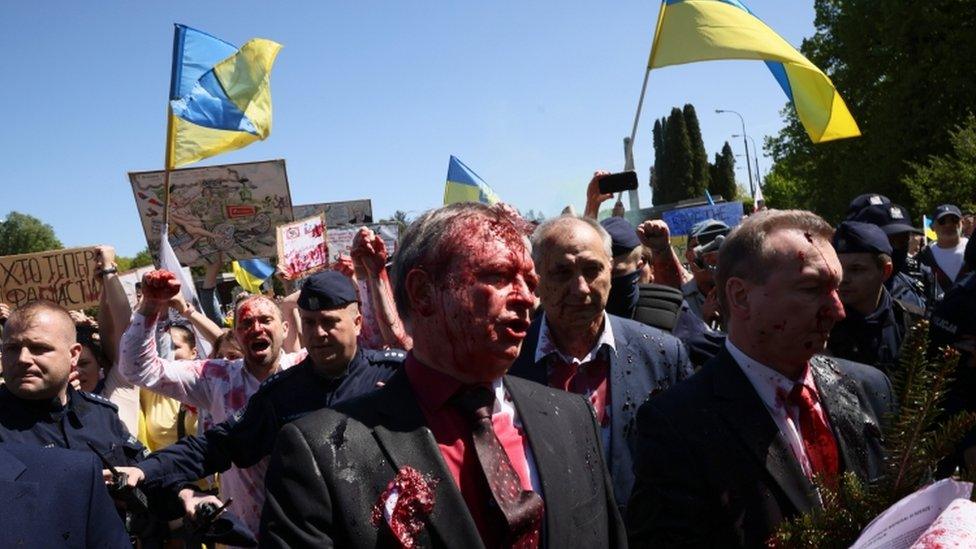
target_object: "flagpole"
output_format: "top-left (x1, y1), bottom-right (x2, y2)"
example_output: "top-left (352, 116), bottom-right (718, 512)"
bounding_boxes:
top-left (629, 66), bottom-right (652, 146)
top-left (163, 109), bottom-right (175, 230)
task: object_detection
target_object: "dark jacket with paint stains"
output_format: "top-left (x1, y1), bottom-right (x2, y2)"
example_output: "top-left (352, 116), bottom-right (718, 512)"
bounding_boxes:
top-left (627, 348), bottom-right (894, 548)
top-left (508, 313), bottom-right (694, 514)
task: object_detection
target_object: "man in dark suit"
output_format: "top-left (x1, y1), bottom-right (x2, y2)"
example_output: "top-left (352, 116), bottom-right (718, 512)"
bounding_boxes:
top-left (260, 203), bottom-right (625, 548)
top-left (0, 443), bottom-right (130, 548)
top-left (509, 215), bottom-right (692, 512)
top-left (628, 210), bottom-right (895, 548)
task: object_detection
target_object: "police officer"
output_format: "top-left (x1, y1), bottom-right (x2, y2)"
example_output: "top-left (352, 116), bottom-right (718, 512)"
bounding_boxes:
top-left (853, 203), bottom-right (931, 310)
top-left (120, 271), bottom-right (403, 519)
top-left (827, 221), bottom-right (922, 373)
top-left (0, 299), bottom-right (177, 544)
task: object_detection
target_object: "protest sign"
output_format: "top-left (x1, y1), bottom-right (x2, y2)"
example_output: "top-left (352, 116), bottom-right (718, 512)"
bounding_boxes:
top-left (0, 247), bottom-right (101, 310)
top-left (117, 265), bottom-right (195, 309)
top-left (276, 214), bottom-right (328, 279)
top-left (292, 199), bottom-right (373, 226)
top-left (129, 159), bottom-right (294, 266)
top-left (661, 201), bottom-right (744, 237)
top-left (326, 223), bottom-right (399, 261)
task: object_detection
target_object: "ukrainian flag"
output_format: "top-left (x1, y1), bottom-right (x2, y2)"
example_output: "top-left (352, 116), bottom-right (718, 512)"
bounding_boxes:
top-left (167, 24), bottom-right (282, 169)
top-left (923, 215), bottom-right (938, 241)
top-left (648, 0), bottom-right (860, 144)
top-left (444, 156), bottom-right (500, 205)
top-left (232, 258), bottom-right (274, 294)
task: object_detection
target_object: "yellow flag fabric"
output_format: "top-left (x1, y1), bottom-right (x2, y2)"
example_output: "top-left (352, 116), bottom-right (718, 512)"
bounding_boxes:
top-left (232, 260), bottom-right (267, 294)
top-left (648, 0), bottom-right (860, 143)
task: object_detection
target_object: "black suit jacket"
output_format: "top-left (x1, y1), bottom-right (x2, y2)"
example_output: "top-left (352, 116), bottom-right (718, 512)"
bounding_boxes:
top-left (0, 443), bottom-right (131, 548)
top-left (509, 313), bottom-right (693, 511)
top-left (627, 348), bottom-right (894, 548)
top-left (259, 370), bottom-right (626, 548)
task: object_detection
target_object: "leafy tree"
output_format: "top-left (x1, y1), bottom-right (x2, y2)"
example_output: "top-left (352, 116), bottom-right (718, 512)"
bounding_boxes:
top-left (117, 248), bottom-right (155, 271)
top-left (0, 211), bottom-right (62, 256)
top-left (903, 114), bottom-right (976, 216)
top-left (683, 104), bottom-right (710, 196)
top-left (767, 1), bottom-right (976, 222)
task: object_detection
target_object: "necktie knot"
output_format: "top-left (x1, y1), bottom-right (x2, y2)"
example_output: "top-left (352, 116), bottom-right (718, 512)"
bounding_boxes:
top-left (452, 385), bottom-right (495, 424)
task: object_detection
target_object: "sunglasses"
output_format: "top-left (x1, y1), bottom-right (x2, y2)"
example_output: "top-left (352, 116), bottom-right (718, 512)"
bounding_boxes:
top-left (936, 216), bottom-right (960, 225)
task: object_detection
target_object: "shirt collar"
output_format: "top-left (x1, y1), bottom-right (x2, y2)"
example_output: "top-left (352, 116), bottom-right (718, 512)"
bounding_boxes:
top-left (535, 311), bottom-right (616, 365)
top-left (726, 338), bottom-right (817, 411)
top-left (404, 352), bottom-right (504, 415)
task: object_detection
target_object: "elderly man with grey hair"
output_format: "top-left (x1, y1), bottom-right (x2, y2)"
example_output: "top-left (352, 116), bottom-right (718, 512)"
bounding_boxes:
top-left (508, 214), bottom-right (693, 516)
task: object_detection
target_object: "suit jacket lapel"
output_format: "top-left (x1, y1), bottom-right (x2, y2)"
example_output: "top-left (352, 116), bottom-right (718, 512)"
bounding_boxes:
top-left (712, 349), bottom-right (819, 514)
top-left (372, 372), bottom-right (484, 549)
top-left (506, 375), bottom-right (582, 548)
top-left (0, 448), bottom-right (26, 481)
top-left (809, 356), bottom-right (875, 479)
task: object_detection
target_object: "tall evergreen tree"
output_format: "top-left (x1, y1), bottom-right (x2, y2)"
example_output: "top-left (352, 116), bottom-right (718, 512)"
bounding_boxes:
top-left (663, 107), bottom-right (694, 202)
top-left (652, 119), bottom-right (665, 205)
top-left (709, 142), bottom-right (737, 202)
top-left (683, 104), bottom-right (710, 196)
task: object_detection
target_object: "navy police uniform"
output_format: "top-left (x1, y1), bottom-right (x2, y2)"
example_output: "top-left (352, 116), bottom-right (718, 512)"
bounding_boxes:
top-left (0, 385), bottom-right (148, 465)
top-left (136, 269), bottom-right (404, 490)
top-left (852, 203), bottom-right (932, 311)
top-left (828, 221), bottom-right (922, 373)
top-left (137, 349), bottom-right (403, 488)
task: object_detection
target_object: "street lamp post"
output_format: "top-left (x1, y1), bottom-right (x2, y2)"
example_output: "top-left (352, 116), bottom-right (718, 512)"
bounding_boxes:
top-left (716, 109), bottom-right (755, 198)
top-left (733, 133), bottom-right (762, 187)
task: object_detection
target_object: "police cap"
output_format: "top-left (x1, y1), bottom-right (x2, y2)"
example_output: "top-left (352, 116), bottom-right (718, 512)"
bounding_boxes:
top-left (600, 217), bottom-right (641, 257)
top-left (297, 271), bottom-right (358, 311)
top-left (845, 193), bottom-right (891, 220)
top-left (689, 219), bottom-right (730, 246)
top-left (832, 221), bottom-right (893, 256)
top-left (852, 204), bottom-right (923, 236)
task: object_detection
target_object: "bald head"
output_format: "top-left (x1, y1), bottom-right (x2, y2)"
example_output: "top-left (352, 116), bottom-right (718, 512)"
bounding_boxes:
top-left (530, 215), bottom-right (612, 267)
top-left (3, 300), bottom-right (76, 345)
top-left (1, 300), bottom-right (81, 402)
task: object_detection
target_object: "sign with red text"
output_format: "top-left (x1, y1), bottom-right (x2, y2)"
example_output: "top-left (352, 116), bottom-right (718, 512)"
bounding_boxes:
top-left (0, 247), bottom-right (101, 310)
top-left (276, 214), bottom-right (328, 279)
top-left (129, 159), bottom-right (294, 266)
top-left (292, 199), bottom-right (373, 227)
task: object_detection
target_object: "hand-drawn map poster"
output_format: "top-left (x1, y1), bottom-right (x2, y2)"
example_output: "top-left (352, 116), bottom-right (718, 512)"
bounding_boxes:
top-left (129, 160), bottom-right (294, 266)
top-left (291, 199), bottom-right (373, 227)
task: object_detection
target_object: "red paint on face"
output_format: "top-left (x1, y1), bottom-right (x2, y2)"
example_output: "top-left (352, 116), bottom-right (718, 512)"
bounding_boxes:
top-left (422, 207), bottom-right (537, 382)
top-left (233, 297), bottom-right (285, 369)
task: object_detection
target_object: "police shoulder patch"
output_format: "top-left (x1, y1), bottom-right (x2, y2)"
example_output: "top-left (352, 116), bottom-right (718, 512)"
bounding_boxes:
top-left (79, 391), bottom-right (119, 411)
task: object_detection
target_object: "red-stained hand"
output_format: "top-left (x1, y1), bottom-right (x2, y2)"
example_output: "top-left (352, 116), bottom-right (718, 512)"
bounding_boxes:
top-left (141, 270), bottom-right (181, 302)
top-left (351, 228), bottom-right (388, 277)
top-left (637, 220), bottom-right (672, 252)
top-left (332, 254), bottom-right (357, 279)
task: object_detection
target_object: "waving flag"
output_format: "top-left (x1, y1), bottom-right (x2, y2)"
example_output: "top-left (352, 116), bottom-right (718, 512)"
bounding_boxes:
top-left (167, 24), bottom-right (282, 169)
top-left (648, 0), bottom-right (859, 143)
top-left (232, 258), bottom-right (275, 294)
top-left (443, 156), bottom-right (500, 205)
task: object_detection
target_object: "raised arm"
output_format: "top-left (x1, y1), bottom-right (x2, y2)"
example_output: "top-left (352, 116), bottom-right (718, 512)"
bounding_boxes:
top-left (351, 227), bottom-right (413, 350)
top-left (169, 290), bottom-right (223, 346)
top-left (636, 220), bottom-right (692, 289)
top-left (198, 254), bottom-right (227, 327)
top-left (117, 270), bottom-right (218, 409)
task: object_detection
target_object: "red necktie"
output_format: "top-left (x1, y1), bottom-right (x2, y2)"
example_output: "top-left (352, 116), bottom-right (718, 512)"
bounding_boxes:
top-left (788, 383), bottom-right (840, 486)
top-left (453, 386), bottom-right (543, 549)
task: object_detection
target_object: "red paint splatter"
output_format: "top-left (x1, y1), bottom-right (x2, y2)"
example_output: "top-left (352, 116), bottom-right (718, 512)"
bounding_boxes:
top-left (142, 270), bottom-right (180, 300)
top-left (371, 466), bottom-right (438, 548)
top-left (772, 322), bottom-right (786, 331)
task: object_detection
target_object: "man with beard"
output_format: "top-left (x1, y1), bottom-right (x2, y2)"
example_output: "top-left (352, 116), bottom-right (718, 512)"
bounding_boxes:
top-left (508, 215), bottom-right (692, 515)
top-left (628, 210), bottom-right (894, 548)
top-left (260, 203), bottom-right (625, 548)
top-left (119, 272), bottom-right (307, 538)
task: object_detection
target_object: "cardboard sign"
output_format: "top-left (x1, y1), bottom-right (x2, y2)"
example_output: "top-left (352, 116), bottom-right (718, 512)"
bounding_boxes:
top-left (276, 214), bottom-right (328, 279)
top-left (129, 159), bottom-right (294, 266)
top-left (292, 199), bottom-right (373, 227)
top-left (326, 223), bottom-right (399, 261)
top-left (0, 247), bottom-right (101, 310)
top-left (661, 201), bottom-right (744, 237)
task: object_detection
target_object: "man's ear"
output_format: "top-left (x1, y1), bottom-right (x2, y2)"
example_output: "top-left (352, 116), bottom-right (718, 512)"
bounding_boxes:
top-left (405, 268), bottom-right (435, 317)
top-left (68, 342), bottom-right (82, 369)
top-left (881, 260), bottom-right (894, 283)
top-left (725, 277), bottom-right (752, 321)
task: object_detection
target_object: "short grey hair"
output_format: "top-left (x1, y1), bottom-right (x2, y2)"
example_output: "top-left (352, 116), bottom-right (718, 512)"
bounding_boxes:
top-left (530, 215), bottom-right (613, 268)
top-left (392, 202), bottom-right (531, 321)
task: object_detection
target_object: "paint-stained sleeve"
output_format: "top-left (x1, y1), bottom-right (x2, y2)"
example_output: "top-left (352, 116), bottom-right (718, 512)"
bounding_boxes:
top-left (118, 311), bottom-right (217, 409)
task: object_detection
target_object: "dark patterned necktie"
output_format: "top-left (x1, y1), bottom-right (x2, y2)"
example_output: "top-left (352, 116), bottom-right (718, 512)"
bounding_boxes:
top-left (453, 386), bottom-right (543, 548)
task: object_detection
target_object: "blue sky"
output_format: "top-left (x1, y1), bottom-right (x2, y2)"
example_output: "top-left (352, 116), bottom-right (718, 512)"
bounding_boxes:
top-left (0, 1), bottom-right (815, 256)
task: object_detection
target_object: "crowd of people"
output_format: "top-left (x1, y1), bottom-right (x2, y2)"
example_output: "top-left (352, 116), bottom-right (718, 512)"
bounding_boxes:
top-left (0, 172), bottom-right (974, 548)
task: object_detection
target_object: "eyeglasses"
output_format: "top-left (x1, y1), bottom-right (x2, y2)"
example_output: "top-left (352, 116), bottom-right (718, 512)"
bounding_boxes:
top-left (936, 216), bottom-right (960, 225)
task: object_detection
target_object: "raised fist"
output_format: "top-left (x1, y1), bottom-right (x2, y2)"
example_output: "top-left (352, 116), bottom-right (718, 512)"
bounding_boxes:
top-left (141, 270), bottom-right (181, 301)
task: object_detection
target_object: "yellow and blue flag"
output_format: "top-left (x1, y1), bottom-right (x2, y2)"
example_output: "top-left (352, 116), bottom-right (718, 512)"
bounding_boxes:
top-left (232, 258), bottom-right (274, 294)
top-left (923, 215), bottom-right (938, 241)
top-left (648, 0), bottom-right (859, 143)
top-left (443, 156), bottom-right (500, 205)
top-left (167, 24), bottom-right (282, 169)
